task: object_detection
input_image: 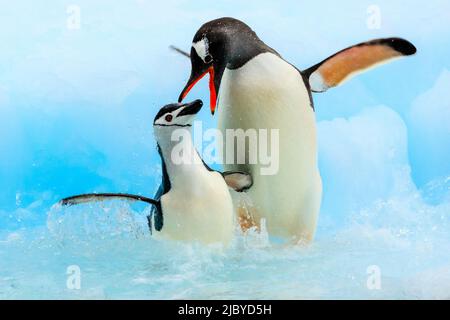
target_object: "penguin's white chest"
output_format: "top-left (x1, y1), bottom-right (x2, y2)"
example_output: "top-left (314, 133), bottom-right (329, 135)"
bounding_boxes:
top-left (216, 52), bottom-right (322, 241)
top-left (159, 170), bottom-right (234, 244)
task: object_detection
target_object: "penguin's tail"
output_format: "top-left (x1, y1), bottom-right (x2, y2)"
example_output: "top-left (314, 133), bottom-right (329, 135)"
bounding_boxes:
top-left (169, 45), bottom-right (190, 58)
top-left (59, 193), bottom-right (159, 207)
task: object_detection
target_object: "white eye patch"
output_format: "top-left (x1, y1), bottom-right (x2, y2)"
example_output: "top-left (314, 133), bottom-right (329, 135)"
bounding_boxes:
top-left (192, 37), bottom-right (210, 63)
top-left (155, 107), bottom-right (192, 126)
top-left (155, 112), bottom-right (176, 126)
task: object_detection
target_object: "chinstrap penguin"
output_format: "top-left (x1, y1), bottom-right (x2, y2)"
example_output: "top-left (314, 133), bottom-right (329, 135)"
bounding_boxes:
top-left (60, 99), bottom-right (253, 245)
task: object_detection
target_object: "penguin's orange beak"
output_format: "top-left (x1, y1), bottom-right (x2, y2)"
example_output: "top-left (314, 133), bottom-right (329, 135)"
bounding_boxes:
top-left (179, 66), bottom-right (217, 115)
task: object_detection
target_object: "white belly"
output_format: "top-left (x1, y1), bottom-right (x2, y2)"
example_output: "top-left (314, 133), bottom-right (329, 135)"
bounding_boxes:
top-left (159, 170), bottom-right (234, 245)
top-left (217, 52), bottom-right (322, 241)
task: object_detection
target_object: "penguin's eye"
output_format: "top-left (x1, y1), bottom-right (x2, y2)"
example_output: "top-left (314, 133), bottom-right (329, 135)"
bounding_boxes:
top-left (204, 54), bottom-right (213, 64)
top-left (165, 114), bottom-right (173, 122)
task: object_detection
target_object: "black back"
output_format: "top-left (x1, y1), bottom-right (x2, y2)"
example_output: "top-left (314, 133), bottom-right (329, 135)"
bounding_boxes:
top-left (149, 144), bottom-right (171, 232)
top-left (193, 17), bottom-right (314, 110)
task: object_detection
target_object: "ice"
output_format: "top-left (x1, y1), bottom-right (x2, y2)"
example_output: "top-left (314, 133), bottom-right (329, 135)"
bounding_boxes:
top-left (1, 105), bottom-right (448, 299)
top-left (409, 69), bottom-right (450, 186)
top-left (318, 106), bottom-right (414, 223)
top-left (0, 0), bottom-right (449, 299)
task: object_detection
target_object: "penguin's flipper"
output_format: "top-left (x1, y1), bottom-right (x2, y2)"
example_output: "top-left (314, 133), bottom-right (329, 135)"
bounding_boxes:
top-left (60, 193), bottom-right (159, 207)
top-left (222, 171), bottom-right (253, 192)
top-left (150, 183), bottom-right (166, 232)
top-left (303, 38), bottom-right (416, 93)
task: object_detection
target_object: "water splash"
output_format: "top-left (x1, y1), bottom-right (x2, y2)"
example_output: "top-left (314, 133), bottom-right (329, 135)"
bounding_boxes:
top-left (1, 182), bottom-right (449, 299)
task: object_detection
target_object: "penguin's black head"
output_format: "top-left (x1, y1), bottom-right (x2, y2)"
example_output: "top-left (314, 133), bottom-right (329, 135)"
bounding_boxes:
top-left (154, 99), bottom-right (203, 127)
top-left (178, 17), bottom-right (276, 115)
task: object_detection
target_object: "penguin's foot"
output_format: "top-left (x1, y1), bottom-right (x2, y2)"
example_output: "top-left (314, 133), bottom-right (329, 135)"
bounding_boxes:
top-left (237, 205), bottom-right (260, 233)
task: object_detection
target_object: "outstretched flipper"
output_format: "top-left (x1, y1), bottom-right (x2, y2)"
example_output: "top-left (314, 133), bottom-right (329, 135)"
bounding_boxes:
top-left (60, 193), bottom-right (159, 207)
top-left (303, 38), bottom-right (417, 92)
top-left (59, 192), bottom-right (160, 235)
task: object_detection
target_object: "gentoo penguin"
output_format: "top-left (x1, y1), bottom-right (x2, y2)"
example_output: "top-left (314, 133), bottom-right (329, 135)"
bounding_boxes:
top-left (60, 99), bottom-right (252, 245)
top-left (177, 17), bottom-right (416, 242)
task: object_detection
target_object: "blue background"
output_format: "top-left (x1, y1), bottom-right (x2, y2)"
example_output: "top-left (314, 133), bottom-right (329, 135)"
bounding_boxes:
top-left (0, 0), bottom-right (448, 229)
top-left (1, 0), bottom-right (450, 300)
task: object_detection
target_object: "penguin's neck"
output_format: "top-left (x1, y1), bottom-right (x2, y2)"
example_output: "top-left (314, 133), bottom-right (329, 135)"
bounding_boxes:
top-left (155, 127), bottom-right (206, 189)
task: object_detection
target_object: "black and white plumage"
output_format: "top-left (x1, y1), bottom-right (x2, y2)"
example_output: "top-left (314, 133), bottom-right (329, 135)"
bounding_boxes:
top-left (177, 17), bottom-right (416, 242)
top-left (60, 99), bottom-right (252, 244)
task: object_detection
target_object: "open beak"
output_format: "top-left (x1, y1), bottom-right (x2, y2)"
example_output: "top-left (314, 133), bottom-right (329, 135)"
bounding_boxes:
top-left (178, 66), bottom-right (216, 115)
top-left (178, 48), bottom-right (217, 115)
